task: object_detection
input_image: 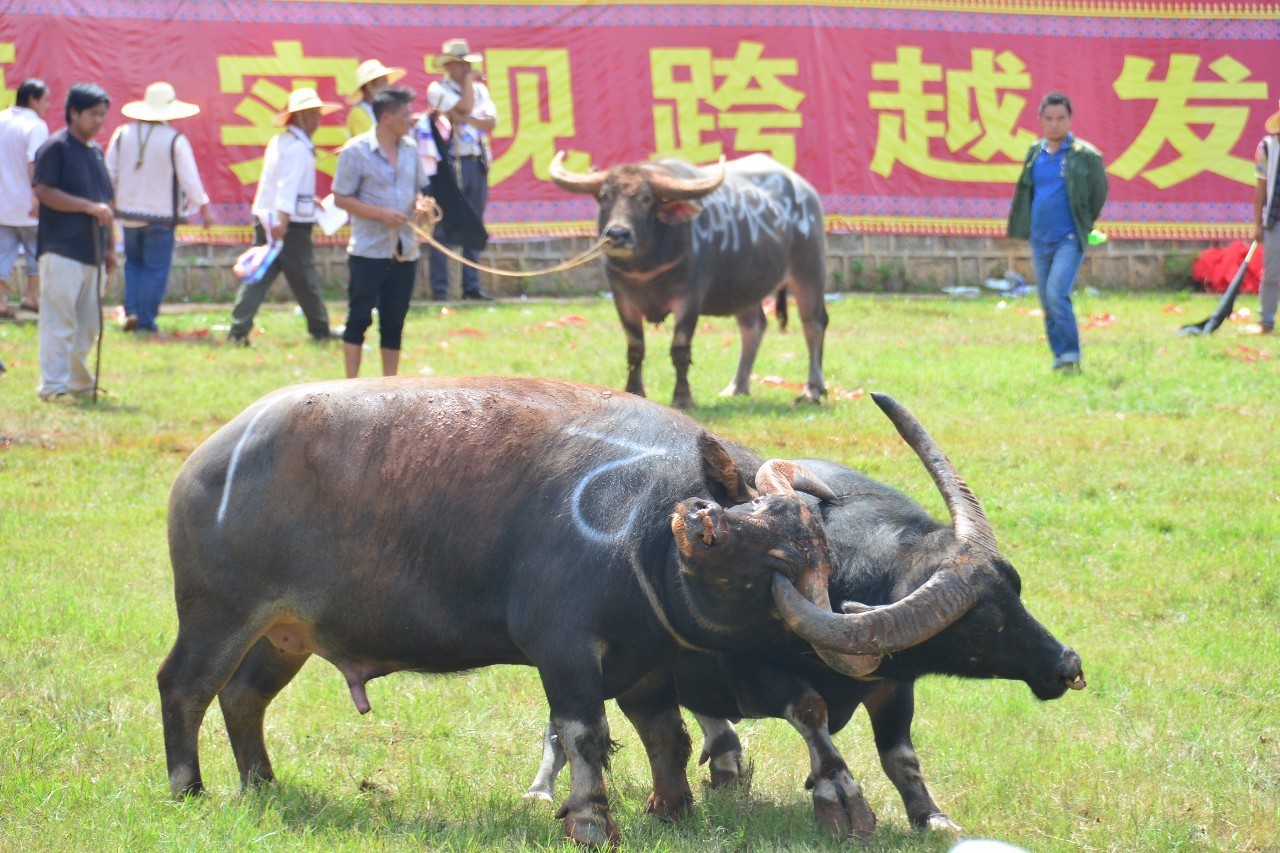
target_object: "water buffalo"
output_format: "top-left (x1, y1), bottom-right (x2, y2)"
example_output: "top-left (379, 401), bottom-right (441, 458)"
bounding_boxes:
top-left (158, 375), bottom-right (862, 847)
top-left (550, 152), bottom-right (827, 409)
top-left (525, 394), bottom-right (1086, 838)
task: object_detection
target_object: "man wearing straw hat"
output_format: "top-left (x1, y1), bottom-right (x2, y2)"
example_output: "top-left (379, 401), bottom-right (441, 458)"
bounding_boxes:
top-left (105, 81), bottom-right (212, 334)
top-left (346, 59), bottom-right (406, 139)
top-left (1253, 99), bottom-right (1280, 335)
top-left (228, 87), bottom-right (340, 346)
top-left (425, 38), bottom-right (497, 301)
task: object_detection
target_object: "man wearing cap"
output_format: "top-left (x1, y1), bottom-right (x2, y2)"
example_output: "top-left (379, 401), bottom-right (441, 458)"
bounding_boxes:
top-left (106, 82), bottom-right (212, 334)
top-left (0, 78), bottom-right (51, 319)
top-left (1253, 100), bottom-right (1280, 336)
top-left (425, 38), bottom-right (497, 301)
top-left (346, 59), bottom-right (407, 139)
top-left (228, 87), bottom-right (340, 345)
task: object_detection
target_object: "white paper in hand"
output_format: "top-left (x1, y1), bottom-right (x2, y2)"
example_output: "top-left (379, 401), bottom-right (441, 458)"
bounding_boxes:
top-left (315, 194), bottom-right (349, 236)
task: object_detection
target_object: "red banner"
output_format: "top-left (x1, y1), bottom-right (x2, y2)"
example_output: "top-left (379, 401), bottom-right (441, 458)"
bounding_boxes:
top-left (2, 1), bottom-right (1275, 243)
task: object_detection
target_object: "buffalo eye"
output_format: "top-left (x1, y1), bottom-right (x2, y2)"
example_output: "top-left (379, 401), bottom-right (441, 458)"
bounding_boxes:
top-left (638, 192), bottom-right (652, 206)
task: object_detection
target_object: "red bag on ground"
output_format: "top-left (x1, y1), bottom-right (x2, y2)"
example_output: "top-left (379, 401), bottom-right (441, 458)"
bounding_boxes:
top-left (1192, 241), bottom-right (1263, 294)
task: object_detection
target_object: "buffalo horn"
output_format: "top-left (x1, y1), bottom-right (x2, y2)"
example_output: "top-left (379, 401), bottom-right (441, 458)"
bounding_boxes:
top-left (755, 459), bottom-right (836, 502)
top-left (548, 150), bottom-right (608, 196)
top-left (870, 392), bottom-right (998, 554)
top-left (648, 156), bottom-right (727, 201)
top-left (771, 558), bottom-right (985, 677)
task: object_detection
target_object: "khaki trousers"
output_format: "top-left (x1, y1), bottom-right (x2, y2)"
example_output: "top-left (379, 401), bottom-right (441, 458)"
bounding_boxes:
top-left (37, 252), bottom-right (101, 397)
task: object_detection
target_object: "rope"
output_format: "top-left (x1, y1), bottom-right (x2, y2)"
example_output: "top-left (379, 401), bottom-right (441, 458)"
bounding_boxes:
top-left (390, 196), bottom-right (610, 277)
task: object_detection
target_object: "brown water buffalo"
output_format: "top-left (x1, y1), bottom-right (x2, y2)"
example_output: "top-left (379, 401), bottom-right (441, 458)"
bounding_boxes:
top-left (159, 376), bottom-right (859, 846)
top-left (550, 152), bottom-right (827, 409)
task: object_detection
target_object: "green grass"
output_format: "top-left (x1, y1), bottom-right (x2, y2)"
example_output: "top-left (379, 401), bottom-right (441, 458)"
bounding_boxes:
top-left (1, 291), bottom-right (1277, 851)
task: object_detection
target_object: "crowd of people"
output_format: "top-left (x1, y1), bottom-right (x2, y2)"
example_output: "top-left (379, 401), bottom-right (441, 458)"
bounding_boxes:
top-left (1, 42), bottom-right (1276, 398)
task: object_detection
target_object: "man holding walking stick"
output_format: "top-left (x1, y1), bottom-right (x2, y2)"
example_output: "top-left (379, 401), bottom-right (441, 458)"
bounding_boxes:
top-left (32, 83), bottom-right (115, 404)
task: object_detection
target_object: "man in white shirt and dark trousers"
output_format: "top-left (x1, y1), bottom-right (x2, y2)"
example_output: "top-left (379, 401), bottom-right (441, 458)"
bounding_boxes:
top-left (426, 39), bottom-right (497, 302)
top-left (106, 82), bottom-right (212, 334)
top-left (0, 78), bottom-right (51, 319)
top-left (228, 88), bottom-right (340, 346)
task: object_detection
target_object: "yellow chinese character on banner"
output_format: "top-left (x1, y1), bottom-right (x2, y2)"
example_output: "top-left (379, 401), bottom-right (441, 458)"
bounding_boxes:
top-left (0, 43), bottom-right (16, 110)
top-left (869, 46), bottom-right (1035, 183)
top-left (217, 40), bottom-right (358, 184)
top-left (651, 41), bottom-right (804, 167)
top-left (1109, 54), bottom-right (1268, 188)
top-left (483, 48), bottom-right (591, 186)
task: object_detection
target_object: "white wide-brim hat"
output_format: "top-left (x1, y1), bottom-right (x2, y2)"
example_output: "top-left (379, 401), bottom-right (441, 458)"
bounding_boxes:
top-left (121, 82), bottom-right (200, 122)
top-left (273, 87), bottom-right (342, 127)
top-left (346, 58), bottom-right (408, 104)
top-left (1266, 98), bottom-right (1280, 135)
top-left (432, 38), bottom-right (483, 71)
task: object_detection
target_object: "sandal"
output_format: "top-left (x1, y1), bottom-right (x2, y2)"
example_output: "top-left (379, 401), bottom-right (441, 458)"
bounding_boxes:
top-left (19, 302), bottom-right (38, 314)
top-left (0, 305), bottom-right (15, 321)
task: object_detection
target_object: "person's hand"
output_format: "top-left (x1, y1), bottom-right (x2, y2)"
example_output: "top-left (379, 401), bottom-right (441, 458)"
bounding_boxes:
top-left (87, 201), bottom-right (113, 226)
top-left (270, 219), bottom-right (288, 242)
top-left (28, 199), bottom-right (38, 218)
top-left (1255, 223), bottom-right (1264, 244)
top-left (201, 206), bottom-right (214, 230)
top-left (104, 251), bottom-right (117, 278)
top-left (381, 209), bottom-right (408, 228)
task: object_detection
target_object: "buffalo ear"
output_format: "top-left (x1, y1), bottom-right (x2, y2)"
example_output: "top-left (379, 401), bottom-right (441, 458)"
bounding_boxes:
top-left (656, 199), bottom-right (704, 224)
top-left (698, 433), bottom-right (755, 505)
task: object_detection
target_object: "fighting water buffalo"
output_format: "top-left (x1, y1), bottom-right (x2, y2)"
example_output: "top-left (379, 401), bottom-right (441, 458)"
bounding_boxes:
top-left (550, 152), bottom-right (827, 409)
top-left (526, 393), bottom-right (1086, 838)
top-left (159, 376), bottom-right (866, 846)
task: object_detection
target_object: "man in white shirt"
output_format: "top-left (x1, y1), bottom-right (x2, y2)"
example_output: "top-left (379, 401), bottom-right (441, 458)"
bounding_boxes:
top-left (0, 78), bottom-right (51, 318)
top-left (106, 82), bottom-right (213, 333)
top-left (426, 39), bottom-right (497, 301)
top-left (228, 88), bottom-right (340, 345)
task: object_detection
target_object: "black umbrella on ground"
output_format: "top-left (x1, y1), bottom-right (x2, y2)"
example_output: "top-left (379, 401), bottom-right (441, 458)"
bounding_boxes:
top-left (1178, 240), bottom-right (1259, 336)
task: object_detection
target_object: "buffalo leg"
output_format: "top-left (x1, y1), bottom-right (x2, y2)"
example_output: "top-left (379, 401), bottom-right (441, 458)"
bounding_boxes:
top-left (614, 297), bottom-right (646, 398)
top-left (864, 683), bottom-right (960, 833)
top-left (785, 691), bottom-right (877, 838)
top-left (616, 670), bottom-right (693, 821)
top-left (670, 306), bottom-right (699, 409)
top-left (541, 664), bottom-right (619, 847)
top-left (524, 720), bottom-right (566, 803)
top-left (691, 713), bottom-right (748, 789)
top-left (720, 304), bottom-right (765, 398)
top-left (785, 271), bottom-right (828, 404)
top-left (156, 614), bottom-right (267, 796)
top-left (217, 636), bottom-right (311, 788)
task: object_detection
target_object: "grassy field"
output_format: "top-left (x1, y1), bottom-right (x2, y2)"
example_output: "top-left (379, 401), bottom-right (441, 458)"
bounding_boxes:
top-left (1, 290), bottom-right (1277, 851)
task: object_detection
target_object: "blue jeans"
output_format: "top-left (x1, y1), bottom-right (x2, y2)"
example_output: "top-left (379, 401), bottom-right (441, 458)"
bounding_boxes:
top-left (1030, 234), bottom-right (1084, 365)
top-left (122, 224), bottom-right (176, 331)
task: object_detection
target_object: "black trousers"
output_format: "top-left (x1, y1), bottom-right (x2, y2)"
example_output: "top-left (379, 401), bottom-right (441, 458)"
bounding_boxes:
top-left (343, 254), bottom-right (417, 351)
top-left (229, 222), bottom-right (331, 339)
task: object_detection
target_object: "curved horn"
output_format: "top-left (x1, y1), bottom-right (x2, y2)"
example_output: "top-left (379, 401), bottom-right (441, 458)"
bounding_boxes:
top-left (548, 150), bottom-right (608, 196)
top-left (755, 459), bottom-right (836, 502)
top-left (772, 557), bottom-right (985, 676)
top-left (870, 392), bottom-right (998, 553)
top-left (648, 156), bottom-right (726, 201)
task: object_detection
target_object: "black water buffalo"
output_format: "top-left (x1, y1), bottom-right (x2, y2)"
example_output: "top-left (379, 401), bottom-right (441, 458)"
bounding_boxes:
top-left (550, 152), bottom-right (827, 409)
top-left (159, 376), bottom-right (868, 847)
top-left (525, 394), bottom-right (1086, 838)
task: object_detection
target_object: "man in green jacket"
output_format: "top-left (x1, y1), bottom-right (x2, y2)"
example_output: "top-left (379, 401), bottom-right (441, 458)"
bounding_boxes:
top-left (1007, 92), bottom-right (1108, 373)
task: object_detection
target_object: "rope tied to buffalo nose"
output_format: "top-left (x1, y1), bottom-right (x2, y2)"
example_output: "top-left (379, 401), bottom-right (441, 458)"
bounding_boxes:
top-left (390, 196), bottom-right (611, 277)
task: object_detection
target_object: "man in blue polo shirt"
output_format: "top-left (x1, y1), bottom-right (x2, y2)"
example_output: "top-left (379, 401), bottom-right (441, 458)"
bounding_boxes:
top-left (1007, 92), bottom-right (1108, 374)
top-left (32, 83), bottom-right (115, 403)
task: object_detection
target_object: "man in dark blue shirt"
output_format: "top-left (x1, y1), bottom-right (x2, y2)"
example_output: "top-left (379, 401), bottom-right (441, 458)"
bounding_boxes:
top-left (32, 83), bottom-right (115, 403)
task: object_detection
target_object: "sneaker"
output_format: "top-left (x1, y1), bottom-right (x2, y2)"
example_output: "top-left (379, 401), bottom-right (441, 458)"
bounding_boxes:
top-left (1261, 323), bottom-right (1275, 335)
top-left (38, 391), bottom-right (77, 405)
top-left (462, 290), bottom-right (495, 302)
top-left (1053, 361), bottom-right (1082, 375)
top-left (228, 332), bottom-right (252, 348)
top-left (122, 313), bottom-right (139, 332)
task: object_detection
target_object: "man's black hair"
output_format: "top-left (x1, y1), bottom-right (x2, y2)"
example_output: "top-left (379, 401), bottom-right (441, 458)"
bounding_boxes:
top-left (16, 78), bottom-right (48, 109)
top-left (65, 83), bottom-right (110, 124)
top-left (1038, 92), bottom-right (1073, 117)
top-left (372, 86), bottom-right (414, 122)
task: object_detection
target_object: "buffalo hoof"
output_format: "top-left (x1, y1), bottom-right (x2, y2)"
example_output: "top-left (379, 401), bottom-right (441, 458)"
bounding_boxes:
top-left (812, 772), bottom-right (877, 838)
top-left (793, 389), bottom-right (824, 406)
top-left (702, 750), bottom-right (752, 791)
top-left (923, 813), bottom-right (963, 834)
top-left (522, 788), bottom-right (555, 804)
top-left (718, 383), bottom-right (749, 398)
top-left (169, 767), bottom-right (205, 798)
top-left (557, 800), bottom-right (620, 848)
top-left (643, 790), bottom-right (693, 822)
top-left (672, 395), bottom-right (696, 410)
